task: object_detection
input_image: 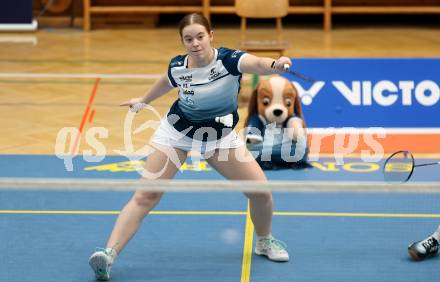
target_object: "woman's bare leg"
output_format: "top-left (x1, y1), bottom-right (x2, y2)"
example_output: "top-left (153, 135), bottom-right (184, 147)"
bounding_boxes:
top-left (205, 145), bottom-right (272, 237)
top-left (106, 145), bottom-right (188, 254)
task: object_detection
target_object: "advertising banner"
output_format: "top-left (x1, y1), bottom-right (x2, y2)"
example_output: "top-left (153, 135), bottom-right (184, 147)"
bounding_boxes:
top-left (283, 58), bottom-right (440, 128)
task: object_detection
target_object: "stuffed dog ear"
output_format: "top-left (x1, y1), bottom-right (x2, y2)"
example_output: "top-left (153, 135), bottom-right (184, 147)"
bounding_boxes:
top-left (244, 87), bottom-right (259, 127)
top-left (292, 85), bottom-right (306, 128)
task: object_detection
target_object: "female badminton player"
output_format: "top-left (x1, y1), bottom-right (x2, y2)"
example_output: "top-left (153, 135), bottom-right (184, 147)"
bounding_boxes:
top-left (88, 13), bottom-right (292, 280)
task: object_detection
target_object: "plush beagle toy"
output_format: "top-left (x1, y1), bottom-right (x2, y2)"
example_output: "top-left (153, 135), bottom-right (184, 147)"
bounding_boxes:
top-left (245, 76), bottom-right (309, 169)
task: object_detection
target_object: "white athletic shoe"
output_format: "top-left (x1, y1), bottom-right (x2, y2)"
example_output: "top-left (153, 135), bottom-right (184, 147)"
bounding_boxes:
top-left (89, 248), bottom-right (116, 281)
top-left (255, 236), bottom-right (289, 262)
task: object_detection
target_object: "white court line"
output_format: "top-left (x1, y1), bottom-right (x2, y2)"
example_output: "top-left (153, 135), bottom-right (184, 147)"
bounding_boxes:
top-left (0, 36), bottom-right (37, 45)
top-left (0, 178), bottom-right (439, 193)
top-left (308, 128), bottom-right (440, 134)
top-left (0, 72), bottom-right (163, 79)
top-left (0, 72), bottom-right (252, 80)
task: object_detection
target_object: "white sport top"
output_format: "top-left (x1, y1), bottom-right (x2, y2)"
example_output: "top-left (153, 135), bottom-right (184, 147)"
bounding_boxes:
top-left (167, 47), bottom-right (247, 121)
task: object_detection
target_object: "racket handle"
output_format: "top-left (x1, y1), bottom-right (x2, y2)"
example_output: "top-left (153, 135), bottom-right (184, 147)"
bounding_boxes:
top-left (281, 63), bottom-right (316, 83)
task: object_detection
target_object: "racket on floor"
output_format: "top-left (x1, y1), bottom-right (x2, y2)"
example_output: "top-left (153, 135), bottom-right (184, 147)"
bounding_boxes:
top-left (382, 150), bottom-right (440, 183)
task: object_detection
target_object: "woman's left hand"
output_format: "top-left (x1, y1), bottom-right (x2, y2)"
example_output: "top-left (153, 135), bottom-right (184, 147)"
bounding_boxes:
top-left (272, 57), bottom-right (292, 72)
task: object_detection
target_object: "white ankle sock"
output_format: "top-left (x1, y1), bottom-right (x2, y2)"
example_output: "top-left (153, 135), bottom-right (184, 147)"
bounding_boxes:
top-left (105, 248), bottom-right (118, 260)
top-left (432, 225), bottom-right (440, 241)
top-left (256, 234), bottom-right (272, 241)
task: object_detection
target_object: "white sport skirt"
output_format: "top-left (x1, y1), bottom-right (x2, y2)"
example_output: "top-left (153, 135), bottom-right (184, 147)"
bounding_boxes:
top-left (151, 117), bottom-right (244, 153)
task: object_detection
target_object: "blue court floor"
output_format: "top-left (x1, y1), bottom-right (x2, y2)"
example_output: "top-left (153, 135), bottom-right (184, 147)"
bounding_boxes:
top-left (0, 155), bottom-right (439, 282)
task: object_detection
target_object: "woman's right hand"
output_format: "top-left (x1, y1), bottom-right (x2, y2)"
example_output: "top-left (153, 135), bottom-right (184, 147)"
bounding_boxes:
top-left (120, 97), bottom-right (146, 112)
top-left (120, 97), bottom-right (142, 107)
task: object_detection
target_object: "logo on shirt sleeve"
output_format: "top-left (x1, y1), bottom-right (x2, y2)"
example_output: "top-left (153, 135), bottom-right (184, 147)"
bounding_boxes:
top-left (231, 50), bottom-right (242, 58)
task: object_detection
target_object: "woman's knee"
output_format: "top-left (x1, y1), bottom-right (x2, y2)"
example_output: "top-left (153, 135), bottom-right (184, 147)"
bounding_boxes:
top-left (132, 191), bottom-right (164, 208)
top-left (245, 191), bottom-right (272, 202)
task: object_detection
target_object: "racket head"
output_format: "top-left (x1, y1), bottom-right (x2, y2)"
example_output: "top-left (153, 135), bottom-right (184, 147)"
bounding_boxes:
top-left (383, 150), bottom-right (415, 183)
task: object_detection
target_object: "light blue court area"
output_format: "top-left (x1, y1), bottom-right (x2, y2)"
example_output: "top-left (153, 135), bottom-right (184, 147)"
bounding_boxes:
top-left (1, 154), bottom-right (440, 282)
top-left (0, 154), bottom-right (439, 181)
